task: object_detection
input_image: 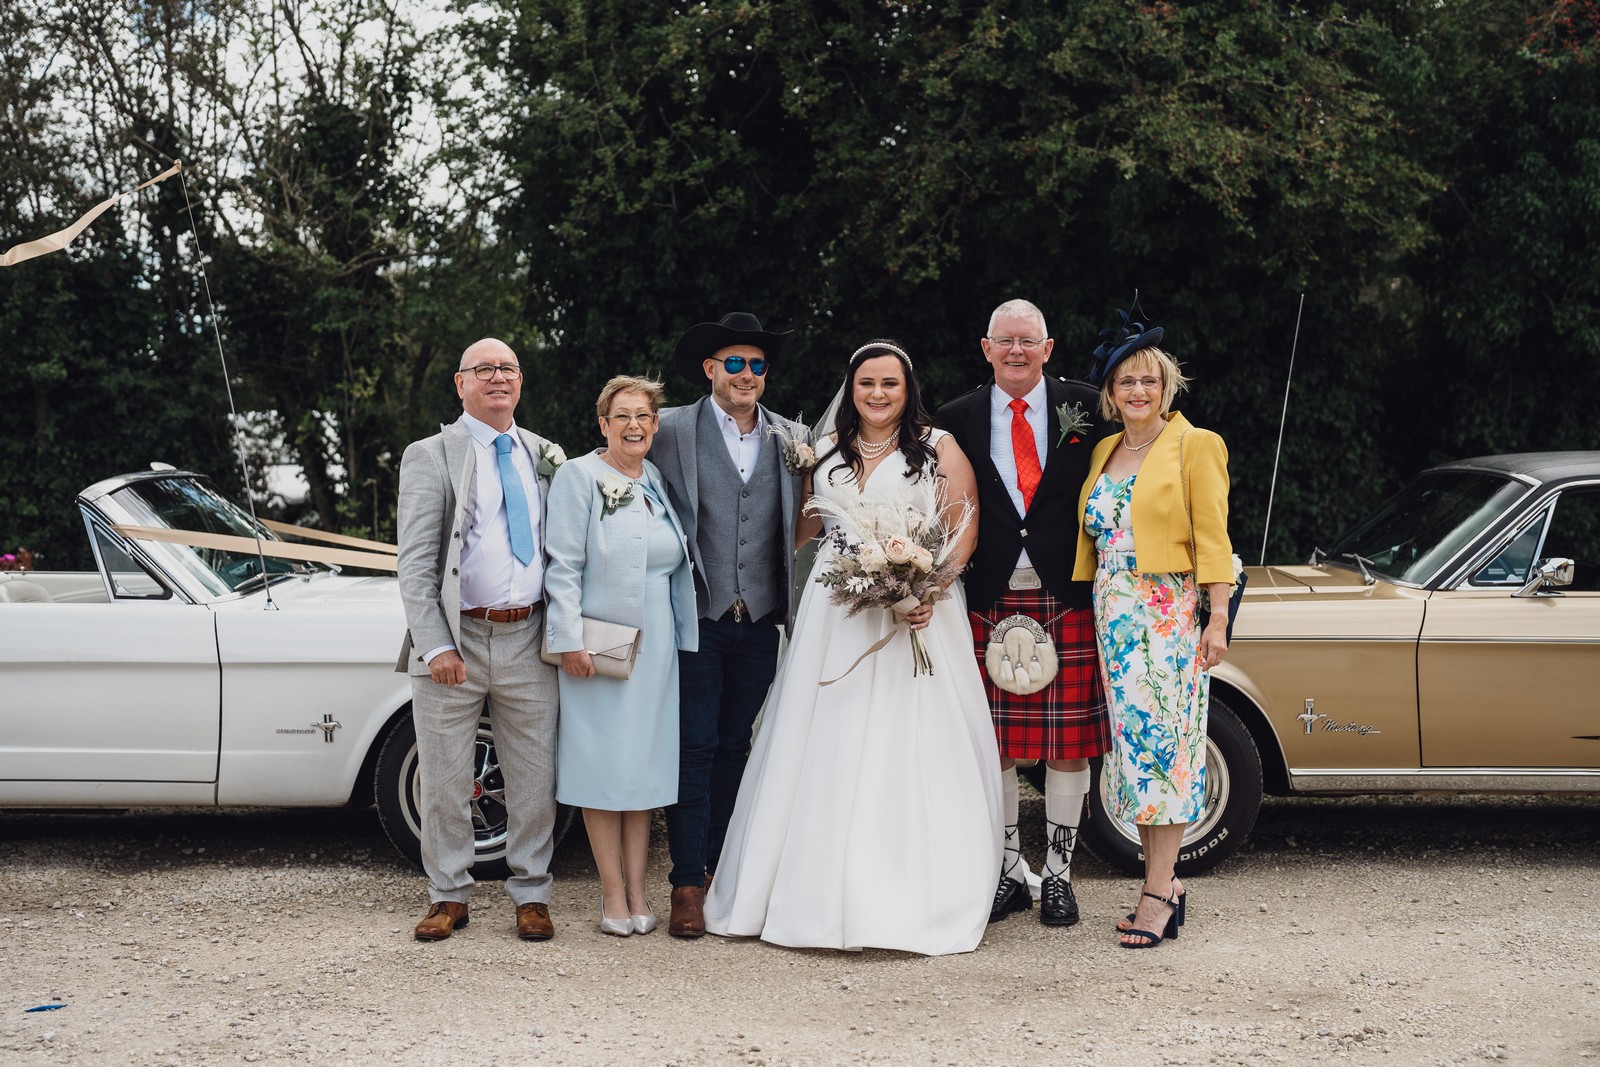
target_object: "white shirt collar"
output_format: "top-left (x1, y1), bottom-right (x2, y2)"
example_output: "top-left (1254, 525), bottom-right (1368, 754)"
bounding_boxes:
top-left (990, 377), bottom-right (1049, 417)
top-left (709, 396), bottom-right (765, 436)
top-left (461, 411), bottom-right (520, 450)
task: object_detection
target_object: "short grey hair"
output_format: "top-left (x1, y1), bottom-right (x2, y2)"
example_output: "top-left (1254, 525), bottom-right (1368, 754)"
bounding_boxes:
top-left (596, 374), bottom-right (666, 420)
top-left (987, 299), bottom-right (1048, 340)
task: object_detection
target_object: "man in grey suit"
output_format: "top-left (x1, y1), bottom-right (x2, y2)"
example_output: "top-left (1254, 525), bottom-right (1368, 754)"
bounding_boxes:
top-left (396, 337), bottom-right (563, 942)
top-left (649, 312), bottom-right (806, 938)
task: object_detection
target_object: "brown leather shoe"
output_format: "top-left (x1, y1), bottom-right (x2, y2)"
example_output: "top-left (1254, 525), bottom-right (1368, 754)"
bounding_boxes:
top-left (515, 901), bottom-right (555, 941)
top-left (414, 901), bottom-right (469, 941)
top-left (669, 884), bottom-right (705, 938)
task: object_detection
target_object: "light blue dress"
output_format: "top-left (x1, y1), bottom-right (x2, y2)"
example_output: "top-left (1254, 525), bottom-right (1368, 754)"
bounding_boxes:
top-left (556, 481), bottom-right (684, 810)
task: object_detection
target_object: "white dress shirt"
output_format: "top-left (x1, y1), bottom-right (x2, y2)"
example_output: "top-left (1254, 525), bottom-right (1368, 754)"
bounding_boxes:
top-left (422, 412), bottom-right (545, 666)
top-left (988, 378), bottom-right (1048, 569)
top-left (711, 396), bottom-right (766, 483)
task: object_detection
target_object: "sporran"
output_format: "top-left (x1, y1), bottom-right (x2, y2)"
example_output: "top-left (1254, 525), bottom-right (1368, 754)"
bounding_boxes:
top-left (982, 613), bottom-right (1059, 696)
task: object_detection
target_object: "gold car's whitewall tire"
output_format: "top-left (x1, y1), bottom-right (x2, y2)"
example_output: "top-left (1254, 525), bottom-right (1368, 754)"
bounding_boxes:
top-left (1076, 697), bottom-right (1264, 877)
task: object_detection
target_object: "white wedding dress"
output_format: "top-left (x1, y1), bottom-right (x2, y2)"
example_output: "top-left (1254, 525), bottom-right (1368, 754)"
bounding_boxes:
top-left (702, 429), bottom-right (1003, 955)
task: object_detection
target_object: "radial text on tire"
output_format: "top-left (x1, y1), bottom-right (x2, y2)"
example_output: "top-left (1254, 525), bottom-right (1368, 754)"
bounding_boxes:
top-left (1078, 695), bottom-right (1264, 877)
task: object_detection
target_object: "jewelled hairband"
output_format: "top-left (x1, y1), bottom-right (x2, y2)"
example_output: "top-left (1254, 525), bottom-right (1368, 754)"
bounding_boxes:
top-left (849, 341), bottom-right (913, 369)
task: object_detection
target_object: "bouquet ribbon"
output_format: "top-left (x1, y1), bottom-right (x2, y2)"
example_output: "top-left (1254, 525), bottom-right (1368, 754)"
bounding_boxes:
top-left (819, 596), bottom-right (925, 687)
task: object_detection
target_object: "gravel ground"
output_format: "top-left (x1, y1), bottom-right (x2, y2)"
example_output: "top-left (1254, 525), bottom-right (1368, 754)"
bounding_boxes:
top-left (2, 792), bottom-right (1597, 1066)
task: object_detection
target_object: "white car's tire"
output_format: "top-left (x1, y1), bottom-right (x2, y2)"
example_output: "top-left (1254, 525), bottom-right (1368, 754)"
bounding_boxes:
top-left (373, 711), bottom-right (573, 880)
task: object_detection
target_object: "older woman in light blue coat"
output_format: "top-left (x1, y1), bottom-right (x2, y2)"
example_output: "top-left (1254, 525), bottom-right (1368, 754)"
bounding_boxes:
top-left (545, 375), bottom-right (697, 937)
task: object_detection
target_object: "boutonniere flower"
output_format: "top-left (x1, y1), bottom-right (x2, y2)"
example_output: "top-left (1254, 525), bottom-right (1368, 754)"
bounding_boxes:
top-left (1056, 401), bottom-right (1091, 446)
top-left (598, 473), bottom-right (635, 518)
top-left (768, 417), bottom-right (817, 475)
top-left (536, 441), bottom-right (566, 478)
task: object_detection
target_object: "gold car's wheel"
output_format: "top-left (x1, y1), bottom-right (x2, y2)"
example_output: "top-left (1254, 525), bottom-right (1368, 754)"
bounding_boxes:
top-left (1080, 696), bottom-right (1264, 877)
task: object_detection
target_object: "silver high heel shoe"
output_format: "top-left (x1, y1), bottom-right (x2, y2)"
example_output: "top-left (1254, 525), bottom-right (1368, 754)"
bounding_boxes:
top-left (631, 906), bottom-right (658, 935)
top-left (598, 896), bottom-right (632, 937)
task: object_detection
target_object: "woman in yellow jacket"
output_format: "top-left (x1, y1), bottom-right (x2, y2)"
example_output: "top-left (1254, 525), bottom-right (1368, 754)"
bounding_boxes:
top-left (1073, 313), bottom-right (1234, 949)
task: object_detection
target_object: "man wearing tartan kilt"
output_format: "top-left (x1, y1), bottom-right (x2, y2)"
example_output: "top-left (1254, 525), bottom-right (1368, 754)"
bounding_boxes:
top-left (937, 298), bottom-right (1112, 927)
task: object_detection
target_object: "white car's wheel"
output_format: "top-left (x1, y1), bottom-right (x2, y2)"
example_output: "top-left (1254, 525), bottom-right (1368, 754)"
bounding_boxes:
top-left (1080, 696), bottom-right (1263, 877)
top-left (374, 711), bottom-right (572, 879)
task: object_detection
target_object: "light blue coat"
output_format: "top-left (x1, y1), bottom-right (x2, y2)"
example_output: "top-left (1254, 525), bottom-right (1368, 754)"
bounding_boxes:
top-left (543, 451), bottom-right (698, 656)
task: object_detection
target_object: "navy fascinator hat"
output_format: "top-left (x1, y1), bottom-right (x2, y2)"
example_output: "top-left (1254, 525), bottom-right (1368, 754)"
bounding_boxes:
top-left (1088, 304), bottom-right (1165, 387)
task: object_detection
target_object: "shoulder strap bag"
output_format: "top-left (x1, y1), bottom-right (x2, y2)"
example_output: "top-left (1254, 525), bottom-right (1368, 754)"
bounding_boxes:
top-left (1180, 428), bottom-right (1245, 643)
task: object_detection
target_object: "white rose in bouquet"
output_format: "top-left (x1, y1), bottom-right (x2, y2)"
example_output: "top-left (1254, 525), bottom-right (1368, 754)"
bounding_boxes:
top-left (883, 536), bottom-right (914, 565)
top-left (856, 541), bottom-right (888, 573)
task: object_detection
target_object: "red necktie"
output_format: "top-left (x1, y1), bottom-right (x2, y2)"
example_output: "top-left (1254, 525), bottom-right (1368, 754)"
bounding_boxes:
top-left (1009, 397), bottom-right (1042, 511)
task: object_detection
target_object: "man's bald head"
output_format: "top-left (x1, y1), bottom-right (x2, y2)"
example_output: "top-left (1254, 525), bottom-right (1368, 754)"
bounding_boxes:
top-left (454, 337), bottom-right (523, 431)
top-left (459, 337), bottom-right (516, 371)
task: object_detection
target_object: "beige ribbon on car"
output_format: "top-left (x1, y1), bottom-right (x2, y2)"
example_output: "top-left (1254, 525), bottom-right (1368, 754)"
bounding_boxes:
top-left (1, 162), bottom-right (184, 267)
top-left (114, 522), bottom-right (398, 572)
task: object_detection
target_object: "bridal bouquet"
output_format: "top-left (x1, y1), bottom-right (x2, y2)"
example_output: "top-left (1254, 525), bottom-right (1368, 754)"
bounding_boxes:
top-left (808, 487), bottom-right (974, 680)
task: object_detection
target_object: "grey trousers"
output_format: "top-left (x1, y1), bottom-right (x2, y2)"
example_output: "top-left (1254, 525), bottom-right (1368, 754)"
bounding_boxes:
top-left (410, 611), bottom-right (559, 905)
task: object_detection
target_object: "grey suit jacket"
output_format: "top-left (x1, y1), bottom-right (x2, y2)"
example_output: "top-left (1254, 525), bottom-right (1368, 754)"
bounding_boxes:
top-left (394, 416), bottom-right (557, 674)
top-left (648, 396), bottom-right (805, 625)
top-left (542, 451), bottom-right (698, 655)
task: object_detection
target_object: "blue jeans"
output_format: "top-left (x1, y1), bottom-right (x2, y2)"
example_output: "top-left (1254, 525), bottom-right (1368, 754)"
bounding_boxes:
top-left (665, 610), bottom-right (781, 888)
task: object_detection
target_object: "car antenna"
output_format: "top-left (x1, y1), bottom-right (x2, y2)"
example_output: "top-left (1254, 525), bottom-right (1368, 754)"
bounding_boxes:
top-left (1259, 293), bottom-right (1306, 566)
top-left (170, 154), bottom-right (279, 611)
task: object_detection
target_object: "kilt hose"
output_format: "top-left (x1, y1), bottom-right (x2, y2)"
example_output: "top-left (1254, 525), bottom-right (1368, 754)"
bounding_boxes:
top-left (969, 587), bottom-right (1111, 760)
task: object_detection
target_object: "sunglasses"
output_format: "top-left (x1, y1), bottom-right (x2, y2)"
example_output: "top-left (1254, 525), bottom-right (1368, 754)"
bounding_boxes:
top-left (711, 355), bottom-right (768, 376)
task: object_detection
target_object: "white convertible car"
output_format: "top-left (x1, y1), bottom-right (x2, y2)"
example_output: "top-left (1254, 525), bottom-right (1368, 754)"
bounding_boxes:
top-left (0, 467), bottom-right (542, 875)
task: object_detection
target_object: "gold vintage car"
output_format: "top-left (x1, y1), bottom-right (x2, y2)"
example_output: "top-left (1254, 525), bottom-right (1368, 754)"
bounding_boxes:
top-left (1073, 451), bottom-right (1600, 876)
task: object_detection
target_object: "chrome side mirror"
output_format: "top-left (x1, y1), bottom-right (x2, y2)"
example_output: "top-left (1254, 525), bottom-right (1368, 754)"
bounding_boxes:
top-left (1514, 557), bottom-right (1575, 598)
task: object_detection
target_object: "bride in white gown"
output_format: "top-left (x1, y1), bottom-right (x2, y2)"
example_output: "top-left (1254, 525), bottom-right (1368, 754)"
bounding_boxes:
top-left (702, 340), bottom-right (1002, 956)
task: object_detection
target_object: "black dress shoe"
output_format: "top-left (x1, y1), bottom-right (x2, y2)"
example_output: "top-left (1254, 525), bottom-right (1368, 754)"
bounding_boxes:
top-left (988, 874), bottom-right (1033, 924)
top-left (1039, 874), bottom-right (1080, 926)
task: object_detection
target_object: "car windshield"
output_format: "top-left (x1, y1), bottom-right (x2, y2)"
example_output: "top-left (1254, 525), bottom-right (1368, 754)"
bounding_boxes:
top-left (110, 476), bottom-right (300, 596)
top-left (1323, 470), bottom-right (1529, 585)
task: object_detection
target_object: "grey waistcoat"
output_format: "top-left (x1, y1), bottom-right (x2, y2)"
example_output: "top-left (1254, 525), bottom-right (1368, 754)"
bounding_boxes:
top-left (695, 403), bottom-right (785, 622)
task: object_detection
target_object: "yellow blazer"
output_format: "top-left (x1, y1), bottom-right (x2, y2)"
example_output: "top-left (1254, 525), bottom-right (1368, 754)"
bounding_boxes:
top-left (1072, 411), bottom-right (1234, 585)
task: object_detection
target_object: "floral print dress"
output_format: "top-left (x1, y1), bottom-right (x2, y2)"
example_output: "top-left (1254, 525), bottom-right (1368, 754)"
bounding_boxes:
top-left (1083, 474), bottom-right (1207, 826)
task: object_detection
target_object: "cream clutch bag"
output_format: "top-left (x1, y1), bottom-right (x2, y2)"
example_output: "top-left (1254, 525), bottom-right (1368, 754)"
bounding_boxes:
top-left (541, 617), bottom-right (642, 680)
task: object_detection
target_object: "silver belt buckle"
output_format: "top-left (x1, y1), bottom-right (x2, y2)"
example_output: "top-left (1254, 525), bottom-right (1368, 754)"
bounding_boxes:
top-left (1008, 566), bottom-right (1041, 591)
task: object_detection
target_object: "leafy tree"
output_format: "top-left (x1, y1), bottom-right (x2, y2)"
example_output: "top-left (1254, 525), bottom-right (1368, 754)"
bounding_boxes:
top-left (0, 0), bottom-right (230, 567)
top-left (463, 0), bottom-right (1442, 557)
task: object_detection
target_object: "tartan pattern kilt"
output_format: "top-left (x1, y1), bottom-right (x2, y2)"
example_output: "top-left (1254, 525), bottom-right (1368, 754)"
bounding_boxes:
top-left (969, 588), bottom-right (1110, 760)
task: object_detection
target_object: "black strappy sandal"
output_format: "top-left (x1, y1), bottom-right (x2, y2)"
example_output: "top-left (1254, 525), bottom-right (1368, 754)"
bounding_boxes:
top-left (1119, 888), bottom-right (1180, 949)
top-left (1117, 882), bottom-right (1186, 931)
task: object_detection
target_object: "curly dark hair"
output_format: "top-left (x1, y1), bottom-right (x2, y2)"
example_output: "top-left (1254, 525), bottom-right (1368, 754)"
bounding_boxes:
top-left (823, 339), bottom-right (939, 486)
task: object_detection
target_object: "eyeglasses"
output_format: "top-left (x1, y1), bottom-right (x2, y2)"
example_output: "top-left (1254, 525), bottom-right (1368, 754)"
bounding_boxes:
top-left (713, 355), bottom-right (768, 376)
top-left (986, 337), bottom-right (1046, 351)
top-left (601, 412), bottom-right (658, 428)
top-left (459, 363), bottom-right (523, 381)
top-left (1114, 376), bottom-right (1163, 392)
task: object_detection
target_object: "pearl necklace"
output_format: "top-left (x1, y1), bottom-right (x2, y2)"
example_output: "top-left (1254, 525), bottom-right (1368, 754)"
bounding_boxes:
top-left (1121, 426), bottom-right (1162, 452)
top-left (856, 430), bottom-right (900, 458)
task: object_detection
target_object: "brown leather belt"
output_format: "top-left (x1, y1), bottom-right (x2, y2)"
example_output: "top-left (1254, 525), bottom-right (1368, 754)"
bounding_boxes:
top-left (462, 602), bottom-right (541, 623)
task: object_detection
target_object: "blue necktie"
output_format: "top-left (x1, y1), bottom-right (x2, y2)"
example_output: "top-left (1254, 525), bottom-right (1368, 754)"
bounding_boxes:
top-left (494, 433), bottom-right (535, 565)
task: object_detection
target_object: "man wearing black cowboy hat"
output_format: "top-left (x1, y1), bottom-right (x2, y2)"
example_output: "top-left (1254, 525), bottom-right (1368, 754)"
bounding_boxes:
top-left (649, 312), bottom-right (809, 938)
